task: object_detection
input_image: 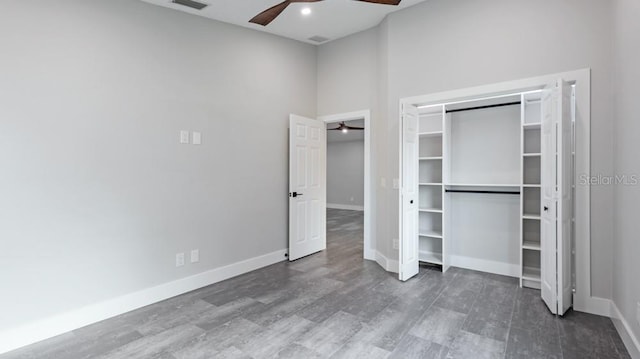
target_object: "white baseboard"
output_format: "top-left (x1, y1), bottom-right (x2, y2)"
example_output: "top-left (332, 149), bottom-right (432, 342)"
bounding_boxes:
top-left (449, 255), bottom-right (520, 278)
top-left (327, 203), bottom-right (364, 211)
top-left (611, 301), bottom-right (640, 359)
top-left (0, 249), bottom-right (288, 355)
top-left (364, 248), bottom-right (376, 261)
top-left (376, 251), bottom-right (399, 273)
top-left (575, 295), bottom-right (612, 317)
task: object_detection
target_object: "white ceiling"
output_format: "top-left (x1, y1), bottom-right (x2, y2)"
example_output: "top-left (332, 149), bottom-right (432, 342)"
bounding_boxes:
top-left (140, 0), bottom-right (426, 44)
top-left (327, 119), bottom-right (365, 142)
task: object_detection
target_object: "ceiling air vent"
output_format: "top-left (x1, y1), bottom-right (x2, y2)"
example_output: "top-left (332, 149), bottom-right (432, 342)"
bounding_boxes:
top-left (172, 0), bottom-right (208, 10)
top-left (308, 36), bottom-right (330, 44)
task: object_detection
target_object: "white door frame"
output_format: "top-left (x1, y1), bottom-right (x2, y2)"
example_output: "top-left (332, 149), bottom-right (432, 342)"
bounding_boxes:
top-left (319, 110), bottom-right (374, 261)
top-left (398, 69), bottom-right (605, 316)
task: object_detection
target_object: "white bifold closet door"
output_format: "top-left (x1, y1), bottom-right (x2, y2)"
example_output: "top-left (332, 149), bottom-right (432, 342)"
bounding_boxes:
top-left (288, 114), bottom-right (327, 261)
top-left (540, 80), bottom-right (573, 315)
top-left (399, 104), bottom-right (420, 281)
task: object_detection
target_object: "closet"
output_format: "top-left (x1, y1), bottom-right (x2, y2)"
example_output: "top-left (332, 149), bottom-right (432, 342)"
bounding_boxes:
top-left (400, 80), bottom-right (575, 315)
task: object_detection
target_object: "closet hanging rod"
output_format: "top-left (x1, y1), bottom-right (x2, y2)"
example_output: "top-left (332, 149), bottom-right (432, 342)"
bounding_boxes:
top-left (445, 101), bottom-right (521, 113)
top-left (445, 189), bottom-right (520, 195)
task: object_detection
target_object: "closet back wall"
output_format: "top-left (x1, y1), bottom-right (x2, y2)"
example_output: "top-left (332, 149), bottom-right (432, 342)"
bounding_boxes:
top-left (447, 104), bottom-right (521, 273)
top-left (449, 105), bottom-right (521, 185)
top-left (0, 0), bottom-right (317, 332)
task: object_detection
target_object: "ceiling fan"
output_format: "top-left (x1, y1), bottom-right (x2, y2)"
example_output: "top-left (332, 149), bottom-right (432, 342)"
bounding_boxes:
top-left (249, 0), bottom-right (402, 26)
top-left (328, 122), bottom-right (365, 133)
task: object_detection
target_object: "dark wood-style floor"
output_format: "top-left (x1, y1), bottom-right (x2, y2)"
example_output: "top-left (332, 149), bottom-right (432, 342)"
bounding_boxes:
top-left (2, 209), bottom-right (630, 358)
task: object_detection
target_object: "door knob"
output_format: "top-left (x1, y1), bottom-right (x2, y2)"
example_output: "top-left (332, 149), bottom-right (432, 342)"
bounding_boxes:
top-left (410, 200), bottom-right (414, 204)
top-left (543, 206), bottom-right (549, 211)
top-left (290, 192), bottom-right (303, 198)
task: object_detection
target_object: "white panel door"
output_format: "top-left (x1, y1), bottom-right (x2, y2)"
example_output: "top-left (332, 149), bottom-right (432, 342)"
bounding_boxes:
top-left (557, 80), bottom-right (573, 315)
top-left (399, 104), bottom-right (420, 281)
top-left (289, 114), bottom-right (326, 261)
top-left (540, 86), bottom-right (558, 314)
top-left (540, 80), bottom-right (573, 315)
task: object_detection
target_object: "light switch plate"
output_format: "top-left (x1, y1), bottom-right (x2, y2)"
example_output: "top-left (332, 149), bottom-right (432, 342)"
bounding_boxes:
top-left (393, 238), bottom-right (399, 250)
top-left (176, 253), bottom-right (185, 267)
top-left (393, 178), bottom-right (400, 189)
top-left (191, 249), bottom-right (199, 263)
top-left (180, 131), bottom-right (190, 144)
top-left (192, 132), bottom-right (201, 145)
top-left (380, 178), bottom-right (386, 188)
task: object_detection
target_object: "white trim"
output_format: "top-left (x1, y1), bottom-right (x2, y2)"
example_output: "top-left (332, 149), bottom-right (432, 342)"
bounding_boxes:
top-left (327, 203), bottom-right (364, 211)
top-left (581, 296), bottom-right (613, 317)
top-left (398, 69), bottom-right (595, 313)
top-left (397, 104), bottom-right (406, 280)
top-left (320, 110), bottom-right (374, 261)
top-left (0, 249), bottom-right (287, 355)
top-left (611, 301), bottom-right (640, 359)
top-left (448, 255), bottom-right (521, 278)
top-left (376, 250), bottom-right (399, 273)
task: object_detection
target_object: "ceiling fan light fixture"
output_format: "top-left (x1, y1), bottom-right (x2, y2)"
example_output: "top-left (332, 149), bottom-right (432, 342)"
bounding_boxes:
top-left (250, 0), bottom-right (400, 27)
top-left (328, 121), bottom-right (365, 132)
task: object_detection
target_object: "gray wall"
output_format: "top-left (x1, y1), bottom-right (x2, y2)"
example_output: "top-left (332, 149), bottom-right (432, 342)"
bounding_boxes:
top-left (317, 28), bottom-right (379, 116)
top-left (613, 0), bottom-right (640, 346)
top-left (327, 140), bottom-right (365, 207)
top-left (318, 0), bottom-right (615, 299)
top-left (0, 0), bottom-right (316, 331)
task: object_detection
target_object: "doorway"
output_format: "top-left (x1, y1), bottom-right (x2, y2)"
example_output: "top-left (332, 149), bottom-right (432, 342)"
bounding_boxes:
top-left (320, 110), bottom-right (373, 260)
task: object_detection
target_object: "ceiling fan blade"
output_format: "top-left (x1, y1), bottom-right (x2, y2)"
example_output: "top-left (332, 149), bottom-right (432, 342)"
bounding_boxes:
top-left (345, 126), bottom-right (365, 130)
top-left (353, 0), bottom-right (401, 5)
top-left (249, 1), bottom-right (291, 26)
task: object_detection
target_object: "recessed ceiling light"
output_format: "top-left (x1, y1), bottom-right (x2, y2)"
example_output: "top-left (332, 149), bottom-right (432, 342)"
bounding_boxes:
top-left (301, 7), bottom-right (312, 16)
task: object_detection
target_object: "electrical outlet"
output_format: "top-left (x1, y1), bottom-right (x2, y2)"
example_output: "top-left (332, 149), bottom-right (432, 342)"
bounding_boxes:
top-left (191, 249), bottom-right (199, 263)
top-left (176, 253), bottom-right (185, 267)
top-left (393, 238), bottom-right (399, 250)
top-left (350, 196), bottom-right (354, 202)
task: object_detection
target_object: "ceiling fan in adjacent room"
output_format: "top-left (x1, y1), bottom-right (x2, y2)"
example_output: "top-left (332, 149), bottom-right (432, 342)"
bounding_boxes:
top-left (328, 121), bottom-right (365, 133)
top-left (249, 0), bottom-right (402, 26)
